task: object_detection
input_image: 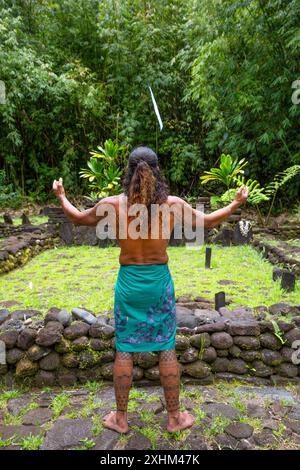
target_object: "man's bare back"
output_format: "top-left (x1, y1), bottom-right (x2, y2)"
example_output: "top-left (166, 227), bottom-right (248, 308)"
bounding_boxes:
top-left (102, 194), bottom-right (176, 265)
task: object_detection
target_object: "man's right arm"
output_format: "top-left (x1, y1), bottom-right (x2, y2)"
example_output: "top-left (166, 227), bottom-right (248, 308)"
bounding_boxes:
top-left (52, 178), bottom-right (119, 226)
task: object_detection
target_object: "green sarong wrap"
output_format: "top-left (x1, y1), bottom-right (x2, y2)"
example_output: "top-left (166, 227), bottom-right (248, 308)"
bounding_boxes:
top-left (114, 264), bottom-right (176, 352)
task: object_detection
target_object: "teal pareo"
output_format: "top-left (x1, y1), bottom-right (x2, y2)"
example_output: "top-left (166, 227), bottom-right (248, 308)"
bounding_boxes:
top-left (114, 264), bottom-right (176, 352)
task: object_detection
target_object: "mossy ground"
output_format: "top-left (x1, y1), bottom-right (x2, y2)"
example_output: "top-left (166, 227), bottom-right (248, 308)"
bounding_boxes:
top-left (0, 245), bottom-right (299, 316)
top-left (0, 380), bottom-right (299, 450)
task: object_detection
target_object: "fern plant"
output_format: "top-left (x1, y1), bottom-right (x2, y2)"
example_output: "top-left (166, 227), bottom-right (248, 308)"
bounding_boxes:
top-left (210, 176), bottom-right (269, 224)
top-left (264, 165), bottom-right (300, 224)
top-left (206, 157), bottom-right (300, 226)
top-left (233, 176), bottom-right (269, 205)
top-left (271, 320), bottom-right (286, 345)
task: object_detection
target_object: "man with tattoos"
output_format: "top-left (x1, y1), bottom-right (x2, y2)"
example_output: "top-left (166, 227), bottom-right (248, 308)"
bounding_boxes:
top-left (53, 146), bottom-right (248, 433)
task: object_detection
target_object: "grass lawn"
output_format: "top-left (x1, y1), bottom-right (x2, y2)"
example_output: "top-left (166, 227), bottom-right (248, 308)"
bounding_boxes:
top-left (0, 245), bottom-right (299, 317)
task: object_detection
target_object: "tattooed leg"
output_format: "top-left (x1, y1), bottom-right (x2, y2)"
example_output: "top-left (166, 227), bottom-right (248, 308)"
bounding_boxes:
top-left (159, 348), bottom-right (180, 412)
top-left (113, 352), bottom-right (133, 413)
top-left (103, 351), bottom-right (133, 434)
top-left (159, 348), bottom-right (195, 432)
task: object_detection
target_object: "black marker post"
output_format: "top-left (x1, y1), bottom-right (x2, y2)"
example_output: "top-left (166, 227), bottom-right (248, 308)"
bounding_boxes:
top-left (215, 291), bottom-right (226, 311)
top-left (205, 247), bottom-right (212, 269)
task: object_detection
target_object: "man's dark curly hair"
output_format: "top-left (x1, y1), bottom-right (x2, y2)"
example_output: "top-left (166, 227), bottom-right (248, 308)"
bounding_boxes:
top-left (122, 146), bottom-right (169, 207)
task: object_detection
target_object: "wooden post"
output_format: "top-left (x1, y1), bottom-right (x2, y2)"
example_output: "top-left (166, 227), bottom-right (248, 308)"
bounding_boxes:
top-left (3, 213), bottom-right (13, 225)
top-left (215, 291), bottom-right (226, 311)
top-left (272, 267), bottom-right (283, 281)
top-left (22, 213), bottom-right (31, 225)
top-left (205, 247), bottom-right (212, 269)
top-left (221, 229), bottom-right (232, 246)
top-left (281, 270), bottom-right (295, 292)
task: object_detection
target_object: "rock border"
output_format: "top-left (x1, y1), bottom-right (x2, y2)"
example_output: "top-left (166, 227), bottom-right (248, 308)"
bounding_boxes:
top-left (1, 303), bottom-right (300, 388)
top-left (252, 239), bottom-right (300, 276)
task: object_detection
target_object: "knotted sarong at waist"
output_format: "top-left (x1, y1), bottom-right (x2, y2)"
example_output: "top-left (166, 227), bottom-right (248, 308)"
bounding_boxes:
top-left (114, 264), bottom-right (176, 352)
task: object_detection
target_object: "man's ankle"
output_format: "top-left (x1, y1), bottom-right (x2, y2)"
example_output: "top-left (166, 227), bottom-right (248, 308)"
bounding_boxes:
top-left (167, 409), bottom-right (180, 419)
top-left (116, 410), bottom-right (127, 420)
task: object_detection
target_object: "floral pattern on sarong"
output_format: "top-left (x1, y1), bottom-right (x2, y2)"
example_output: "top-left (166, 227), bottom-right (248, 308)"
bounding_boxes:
top-left (115, 283), bottom-right (176, 345)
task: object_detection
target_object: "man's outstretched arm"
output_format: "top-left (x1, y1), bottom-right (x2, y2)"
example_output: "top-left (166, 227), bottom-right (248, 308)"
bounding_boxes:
top-left (170, 186), bottom-right (249, 229)
top-left (203, 186), bottom-right (249, 227)
top-left (52, 177), bottom-right (108, 226)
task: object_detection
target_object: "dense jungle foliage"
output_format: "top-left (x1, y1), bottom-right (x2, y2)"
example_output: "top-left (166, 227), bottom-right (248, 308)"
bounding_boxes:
top-left (0, 0), bottom-right (299, 208)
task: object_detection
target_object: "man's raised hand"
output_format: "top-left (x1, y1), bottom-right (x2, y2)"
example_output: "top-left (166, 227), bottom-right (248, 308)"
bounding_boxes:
top-left (234, 185), bottom-right (249, 205)
top-left (52, 177), bottom-right (65, 200)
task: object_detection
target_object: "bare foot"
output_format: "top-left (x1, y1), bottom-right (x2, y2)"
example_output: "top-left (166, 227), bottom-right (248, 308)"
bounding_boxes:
top-left (167, 411), bottom-right (195, 433)
top-left (103, 411), bottom-right (129, 434)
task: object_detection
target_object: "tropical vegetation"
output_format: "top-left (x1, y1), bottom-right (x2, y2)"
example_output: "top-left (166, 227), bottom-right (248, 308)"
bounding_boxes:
top-left (0, 0), bottom-right (299, 209)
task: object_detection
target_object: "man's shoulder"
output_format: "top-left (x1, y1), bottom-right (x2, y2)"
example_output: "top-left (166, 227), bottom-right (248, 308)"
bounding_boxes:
top-left (96, 194), bottom-right (124, 207)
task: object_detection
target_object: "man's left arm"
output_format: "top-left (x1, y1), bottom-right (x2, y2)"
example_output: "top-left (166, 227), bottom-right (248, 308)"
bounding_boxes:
top-left (203, 186), bottom-right (249, 228)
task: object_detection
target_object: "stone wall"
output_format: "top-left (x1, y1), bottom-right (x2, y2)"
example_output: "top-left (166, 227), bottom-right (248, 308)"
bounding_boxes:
top-left (252, 225), bottom-right (300, 240)
top-left (0, 228), bottom-right (58, 274)
top-left (1, 300), bottom-right (300, 388)
top-left (252, 239), bottom-right (300, 276)
top-left (46, 207), bottom-right (118, 247)
top-left (0, 223), bottom-right (24, 238)
top-left (0, 222), bottom-right (50, 238)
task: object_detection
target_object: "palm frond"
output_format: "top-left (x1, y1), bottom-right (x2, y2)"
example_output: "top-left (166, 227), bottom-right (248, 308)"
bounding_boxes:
top-left (200, 153), bottom-right (248, 187)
